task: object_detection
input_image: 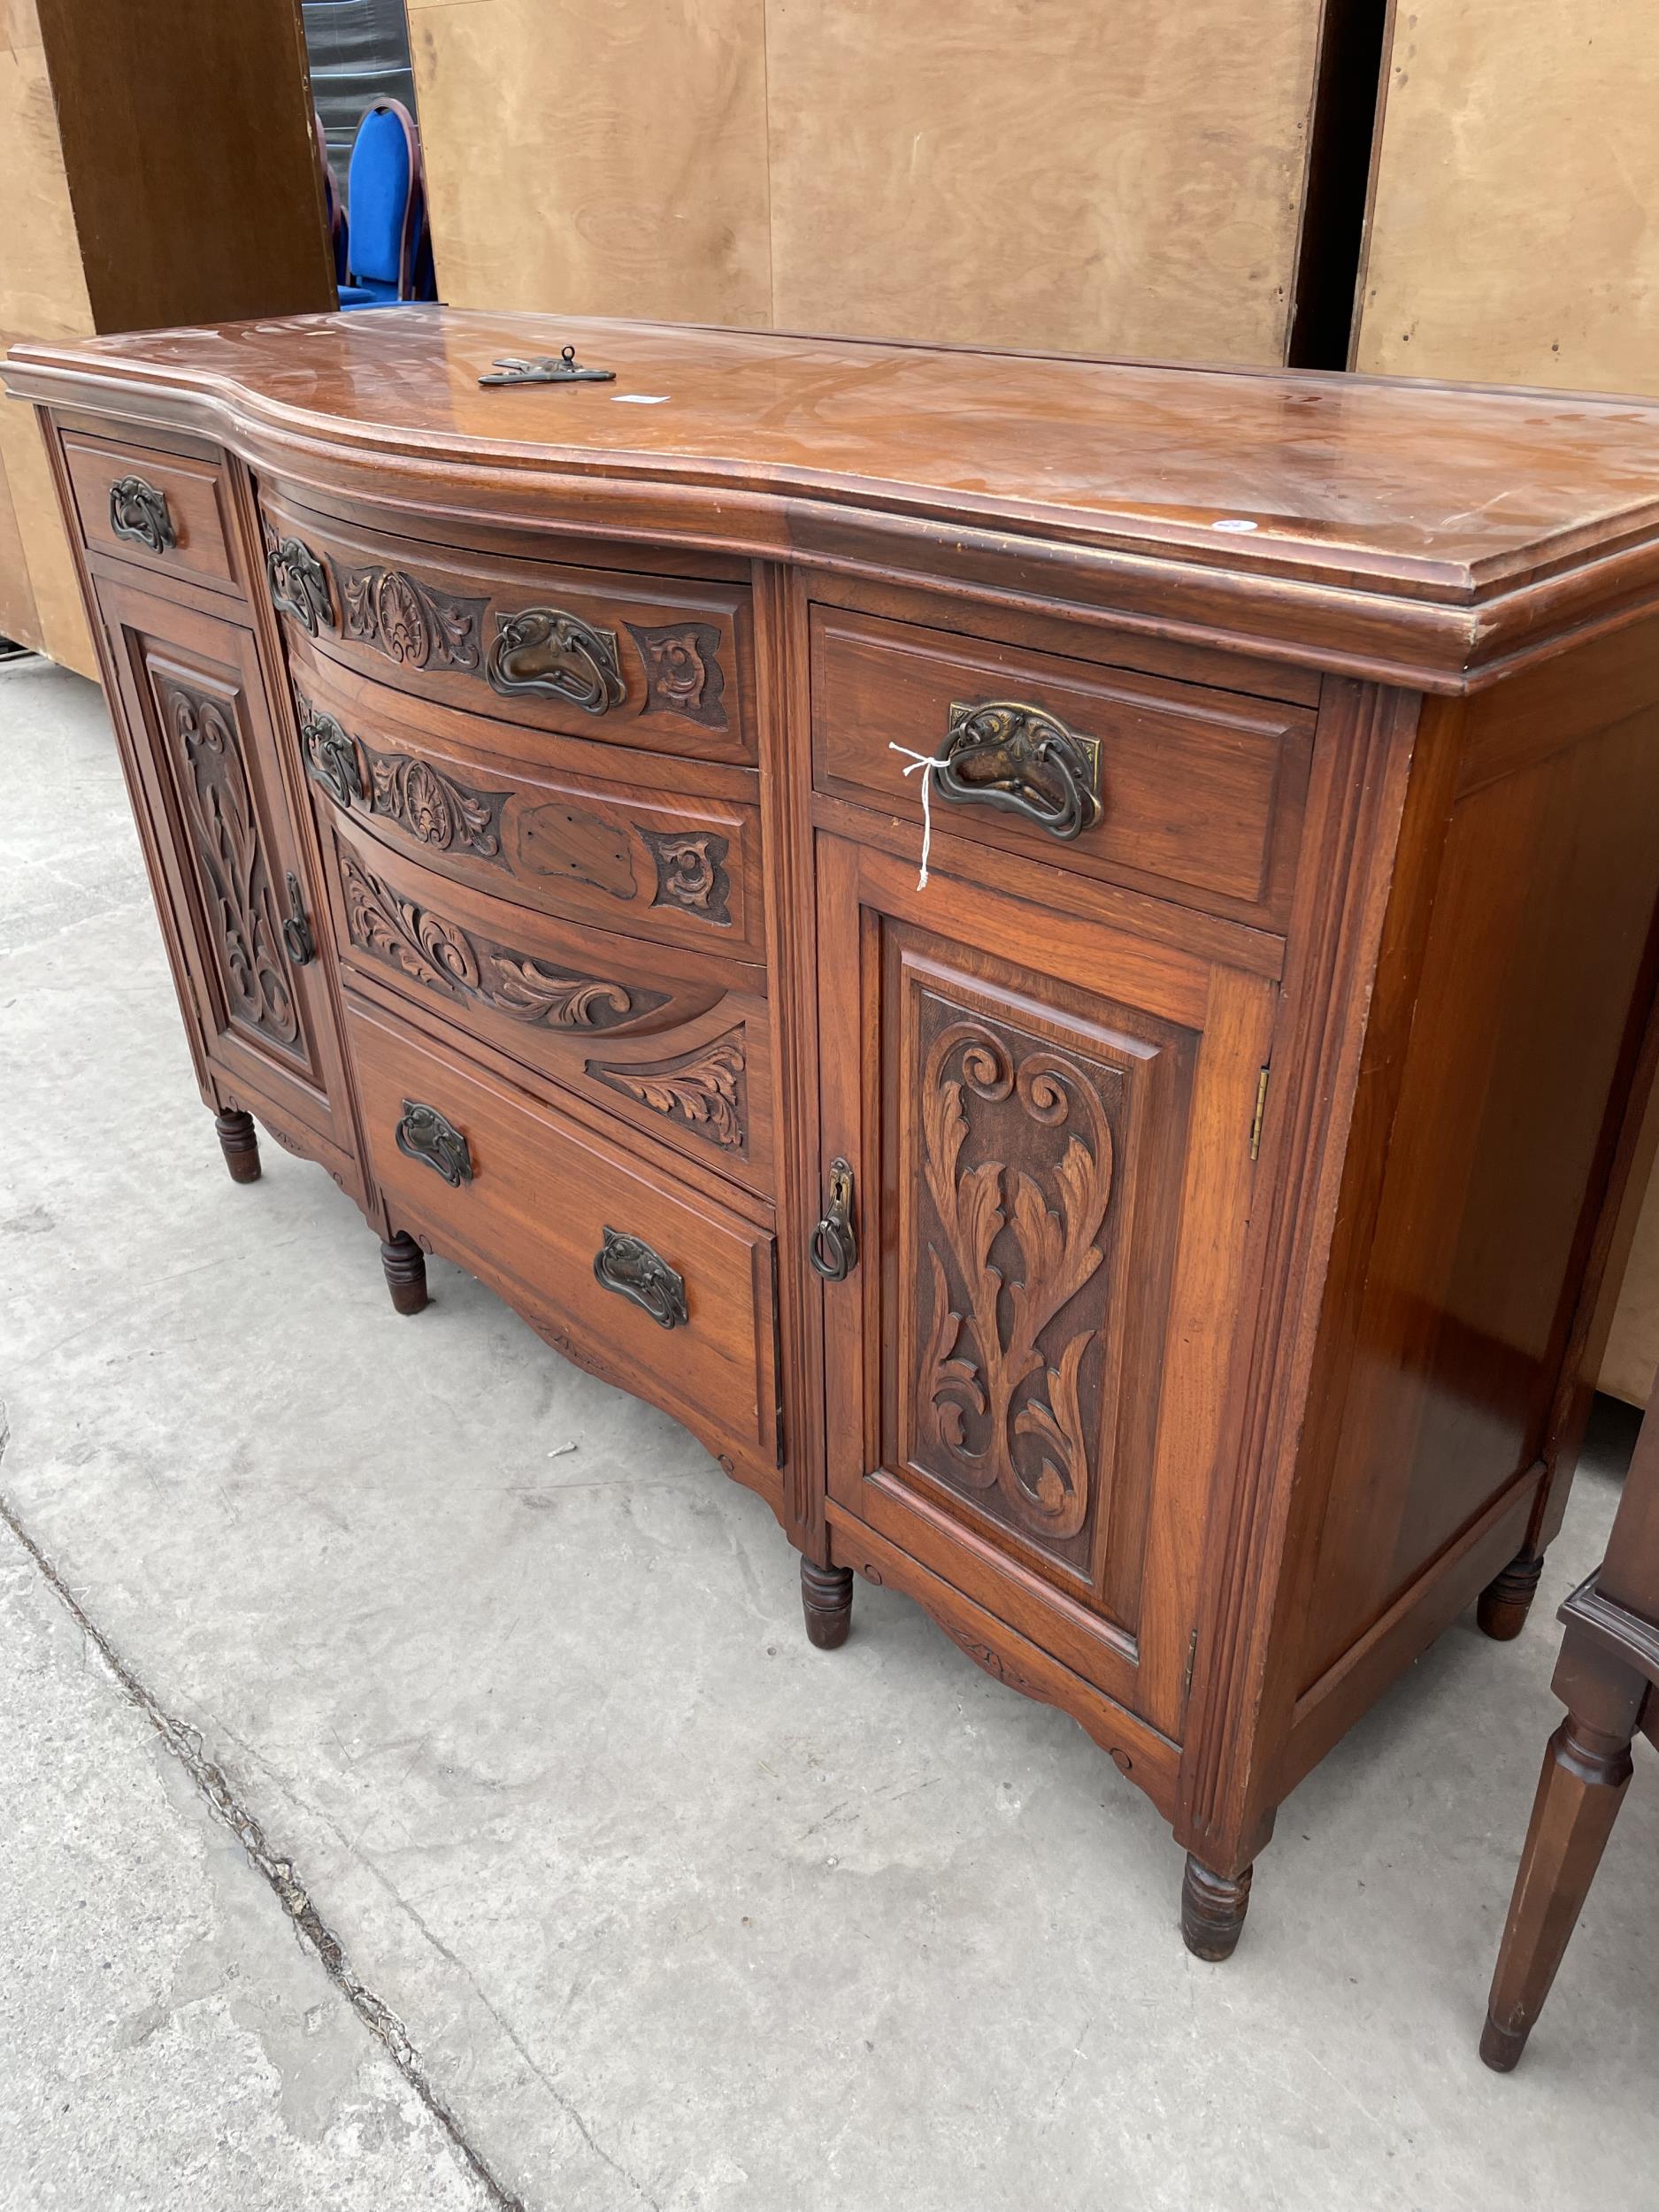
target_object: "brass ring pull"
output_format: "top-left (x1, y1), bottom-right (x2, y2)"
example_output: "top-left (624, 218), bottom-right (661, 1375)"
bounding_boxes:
top-left (936, 700), bottom-right (1102, 842)
top-left (395, 1100), bottom-right (473, 1187)
top-left (109, 476), bottom-right (176, 555)
top-left (809, 1157), bottom-right (857, 1281)
top-left (593, 1225), bottom-right (687, 1328)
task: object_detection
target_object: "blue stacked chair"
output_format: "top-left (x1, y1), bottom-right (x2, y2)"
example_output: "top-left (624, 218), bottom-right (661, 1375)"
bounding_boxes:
top-left (337, 99), bottom-right (435, 309)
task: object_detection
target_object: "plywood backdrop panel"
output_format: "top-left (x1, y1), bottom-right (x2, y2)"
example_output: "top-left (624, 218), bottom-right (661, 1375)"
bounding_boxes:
top-left (407, 0), bottom-right (772, 326)
top-left (764, 0), bottom-right (1324, 363)
top-left (1354, 1), bottom-right (1659, 388)
top-left (1353, 3), bottom-right (1659, 1402)
top-left (410, 0), bottom-right (1329, 365)
top-left (0, 0), bottom-right (331, 668)
top-left (0, 0), bottom-right (94, 666)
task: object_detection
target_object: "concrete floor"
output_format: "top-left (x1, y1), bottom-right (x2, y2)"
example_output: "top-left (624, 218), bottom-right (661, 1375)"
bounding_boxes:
top-left (1, 649), bottom-right (1655, 2210)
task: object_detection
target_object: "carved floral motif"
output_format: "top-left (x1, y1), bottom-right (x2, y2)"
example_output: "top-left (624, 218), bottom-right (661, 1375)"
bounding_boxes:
top-left (588, 1029), bottom-right (747, 1151)
top-left (918, 1018), bottom-right (1113, 1544)
top-left (341, 852), bottom-right (656, 1031)
top-left (368, 754), bottom-right (504, 858)
top-left (157, 675), bottom-right (302, 1054)
top-left (640, 829), bottom-right (732, 927)
top-left (334, 560), bottom-right (486, 671)
top-left (625, 619), bottom-right (729, 730)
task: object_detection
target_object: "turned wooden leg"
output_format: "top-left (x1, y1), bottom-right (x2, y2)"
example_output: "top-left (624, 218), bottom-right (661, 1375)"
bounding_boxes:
top-left (1181, 1854), bottom-right (1254, 1961)
top-left (800, 1556), bottom-right (855, 1649)
top-left (1478, 1548), bottom-right (1546, 1641)
top-left (380, 1231), bottom-right (429, 1316)
top-left (213, 1107), bottom-right (261, 1185)
top-left (1481, 1708), bottom-right (1636, 2070)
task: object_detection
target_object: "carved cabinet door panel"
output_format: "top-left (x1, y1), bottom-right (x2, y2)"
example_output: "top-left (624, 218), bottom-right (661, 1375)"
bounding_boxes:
top-left (815, 835), bottom-right (1278, 1739)
top-left (95, 576), bottom-right (355, 1162)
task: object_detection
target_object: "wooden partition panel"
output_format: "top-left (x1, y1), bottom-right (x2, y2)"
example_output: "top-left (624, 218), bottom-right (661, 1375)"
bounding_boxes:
top-left (1353, 1), bottom-right (1659, 1402)
top-left (763, 0), bottom-right (1325, 362)
top-left (0, 0), bottom-right (332, 670)
top-left (410, 0), bottom-right (1332, 367)
top-left (405, 0), bottom-right (772, 328)
top-left (1354, 0), bottom-right (1659, 388)
top-left (0, 0), bottom-right (96, 667)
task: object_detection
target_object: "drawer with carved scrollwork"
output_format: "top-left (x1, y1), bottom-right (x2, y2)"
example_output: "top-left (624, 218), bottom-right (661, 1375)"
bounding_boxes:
top-left (61, 428), bottom-right (242, 596)
top-left (810, 603), bottom-right (1313, 928)
top-left (284, 641), bottom-right (765, 961)
top-left (345, 993), bottom-right (781, 1477)
top-left (258, 494), bottom-right (756, 764)
top-left (320, 811), bottom-right (774, 1195)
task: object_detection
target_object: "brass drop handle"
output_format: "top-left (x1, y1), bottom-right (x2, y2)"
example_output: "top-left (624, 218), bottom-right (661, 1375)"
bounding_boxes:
top-left (395, 1100), bottom-right (473, 1187)
top-left (109, 475), bottom-right (176, 555)
top-left (280, 872), bottom-right (315, 965)
top-left (487, 607), bottom-right (625, 715)
top-left (936, 700), bottom-right (1103, 841)
top-left (810, 1157), bottom-right (857, 1281)
top-left (298, 703), bottom-right (365, 808)
top-left (593, 1225), bottom-right (687, 1329)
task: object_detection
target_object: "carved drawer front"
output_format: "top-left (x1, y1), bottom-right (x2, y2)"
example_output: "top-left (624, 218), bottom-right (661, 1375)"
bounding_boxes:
top-left (285, 647), bottom-right (764, 960)
top-left (811, 606), bottom-right (1312, 927)
top-left (346, 995), bottom-right (781, 1468)
top-left (61, 430), bottom-right (241, 595)
top-left (93, 575), bottom-right (358, 1177)
top-left (815, 834), bottom-right (1277, 1740)
top-left (260, 494), bottom-right (755, 764)
top-left (321, 813), bottom-right (773, 1194)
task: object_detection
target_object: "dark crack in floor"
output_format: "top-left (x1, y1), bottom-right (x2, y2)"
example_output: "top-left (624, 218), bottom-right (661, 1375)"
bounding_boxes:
top-left (0, 1408), bottom-right (529, 2212)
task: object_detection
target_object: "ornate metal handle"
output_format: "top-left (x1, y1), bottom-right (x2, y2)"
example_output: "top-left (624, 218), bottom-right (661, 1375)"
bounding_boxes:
top-left (936, 700), bottom-right (1103, 842)
top-left (487, 608), bottom-right (625, 716)
top-left (479, 345), bottom-right (616, 388)
top-left (809, 1157), bottom-right (857, 1282)
top-left (109, 476), bottom-right (175, 555)
top-left (297, 702), bottom-right (364, 808)
top-left (593, 1225), bottom-right (687, 1329)
top-left (280, 872), bottom-right (314, 965)
top-left (265, 534), bottom-right (334, 635)
top-left (396, 1100), bottom-right (473, 1187)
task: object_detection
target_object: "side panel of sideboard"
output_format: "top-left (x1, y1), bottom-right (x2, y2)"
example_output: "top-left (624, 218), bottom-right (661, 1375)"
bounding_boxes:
top-left (1282, 618), bottom-right (1659, 1791)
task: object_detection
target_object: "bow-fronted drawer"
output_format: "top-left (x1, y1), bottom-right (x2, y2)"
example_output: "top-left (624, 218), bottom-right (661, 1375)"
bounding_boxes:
top-left (258, 493), bottom-right (756, 765)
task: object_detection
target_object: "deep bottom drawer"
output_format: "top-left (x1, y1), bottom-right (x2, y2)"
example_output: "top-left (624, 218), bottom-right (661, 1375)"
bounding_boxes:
top-left (346, 995), bottom-right (780, 1468)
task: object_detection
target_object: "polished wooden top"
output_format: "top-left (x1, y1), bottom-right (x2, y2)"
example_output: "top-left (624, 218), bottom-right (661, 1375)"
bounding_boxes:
top-left (13, 308), bottom-right (1659, 690)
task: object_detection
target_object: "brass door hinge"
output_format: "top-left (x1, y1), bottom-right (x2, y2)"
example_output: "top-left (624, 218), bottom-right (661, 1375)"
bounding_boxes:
top-left (1182, 1627), bottom-right (1199, 1702)
top-left (1248, 1065), bottom-right (1271, 1162)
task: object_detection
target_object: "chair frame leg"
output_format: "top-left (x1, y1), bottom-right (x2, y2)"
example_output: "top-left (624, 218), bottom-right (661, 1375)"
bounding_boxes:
top-left (1481, 1640), bottom-right (1644, 2070)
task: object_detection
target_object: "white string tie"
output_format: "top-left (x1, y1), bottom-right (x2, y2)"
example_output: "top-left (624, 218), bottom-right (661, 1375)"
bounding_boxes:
top-left (888, 742), bottom-right (953, 889)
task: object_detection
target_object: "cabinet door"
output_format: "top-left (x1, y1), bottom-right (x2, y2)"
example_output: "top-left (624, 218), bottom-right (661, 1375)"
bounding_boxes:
top-left (816, 835), bottom-right (1277, 1739)
top-left (96, 576), bottom-right (355, 1164)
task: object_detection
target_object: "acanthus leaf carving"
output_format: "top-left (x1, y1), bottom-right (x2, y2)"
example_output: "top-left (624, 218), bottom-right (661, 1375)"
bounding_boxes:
top-left (157, 673), bottom-right (303, 1056)
top-left (341, 851), bottom-right (657, 1032)
top-left (918, 1020), bottom-right (1113, 1543)
top-left (331, 560), bottom-right (487, 672)
top-left (587, 1028), bottom-right (747, 1152)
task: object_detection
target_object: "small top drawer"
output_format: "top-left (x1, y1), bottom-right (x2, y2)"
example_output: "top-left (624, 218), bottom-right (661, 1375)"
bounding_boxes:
top-left (61, 432), bottom-right (240, 593)
top-left (810, 606), bottom-right (1313, 927)
top-left (260, 495), bottom-right (756, 766)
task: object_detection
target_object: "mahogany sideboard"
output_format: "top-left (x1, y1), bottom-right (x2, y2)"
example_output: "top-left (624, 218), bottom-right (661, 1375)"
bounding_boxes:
top-left (12, 311), bottom-right (1659, 1958)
